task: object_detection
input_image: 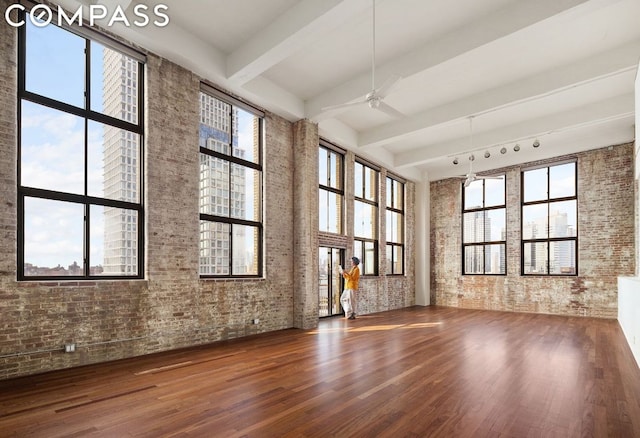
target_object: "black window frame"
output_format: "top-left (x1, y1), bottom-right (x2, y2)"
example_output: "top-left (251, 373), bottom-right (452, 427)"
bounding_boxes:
top-left (354, 160), bottom-right (379, 276)
top-left (521, 161), bottom-right (578, 276)
top-left (462, 175), bottom-right (507, 275)
top-left (319, 141), bottom-right (344, 235)
top-left (17, 6), bottom-right (145, 281)
top-left (385, 175), bottom-right (405, 275)
top-left (198, 84), bottom-right (264, 278)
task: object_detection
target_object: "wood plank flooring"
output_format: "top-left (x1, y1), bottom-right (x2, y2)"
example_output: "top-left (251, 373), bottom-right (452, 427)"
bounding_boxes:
top-left (1, 306), bottom-right (640, 437)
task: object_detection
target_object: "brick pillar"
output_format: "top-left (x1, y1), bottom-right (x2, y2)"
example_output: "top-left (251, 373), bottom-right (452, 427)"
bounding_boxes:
top-left (292, 119), bottom-right (319, 329)
top-left (0, 0), bottom-right (17, 279)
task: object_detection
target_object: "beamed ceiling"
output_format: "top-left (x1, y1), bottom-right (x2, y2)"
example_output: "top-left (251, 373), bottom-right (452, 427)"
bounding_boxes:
top-left (53, 0), bottom-right (639, 181)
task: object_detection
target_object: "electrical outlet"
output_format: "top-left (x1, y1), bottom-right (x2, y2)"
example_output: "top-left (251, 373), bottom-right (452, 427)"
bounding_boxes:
top-left (64, 343), bottom-right (76, 353)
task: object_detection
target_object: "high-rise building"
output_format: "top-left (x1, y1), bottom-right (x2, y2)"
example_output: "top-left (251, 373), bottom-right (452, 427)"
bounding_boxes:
top-left (199, 94), bottom-right (247, 275)
top-left (102, 47), bottom-right (139, 275)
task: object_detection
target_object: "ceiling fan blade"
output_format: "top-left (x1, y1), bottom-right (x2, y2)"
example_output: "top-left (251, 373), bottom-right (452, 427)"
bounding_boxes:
top-left (376, 74), bottom-right (402, 98)
top-left (476, 175), bottom-right (504, 180)
top-left (321, 99), bottom-right (368, 114)
top-left (376, 100), bottom-right (404, 118)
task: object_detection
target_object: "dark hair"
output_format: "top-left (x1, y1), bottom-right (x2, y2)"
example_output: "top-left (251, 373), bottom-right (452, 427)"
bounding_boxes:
top-left (351, 256), bottom-right (360, 265)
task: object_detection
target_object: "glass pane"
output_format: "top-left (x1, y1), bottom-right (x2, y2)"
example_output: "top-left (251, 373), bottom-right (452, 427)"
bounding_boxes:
top-left (200, 154), bottom-right (229, 216)
top-left (386, 178), bottom-right (393, 208)
top-left (318, 247), bottom-right (329, 317)
top-left (523, 167), bottom-right (548, 202)
top-left (386, 244), bottom-right (403, 274)
top-left (24, 197), bottom-right (84, 276)
top-left (354, 200), bottom-right (376, 239)
top-left (200, 92), bottom-right (231, 152)
top-left (522, 204), bottom-right (548, 239)
top-left (523, 242), bottom-right (548, 274)
top-left (386, 245), bottom-right (392, 274)
top-left (20, 101), bottom-right (84, 194)
top-left (485, 244), bottom-right (505, 274)
top-left (230, 164), bottom-right (261, 221)
top-left (485, 176), bottom-right (505, 207)
top-left (550, 240), bottom-right (576, 274)
top-left (394, 180), bottom-right (403, 210)
top-left (234, 107), bottom-right (259, 164)
top-left (94, 205), bottom-right (138, 276)
top-left (329, 152), bottom-right (339, 189)
top-left (549, 162), bottom-right (575, 199)
top-left (463, 211), bottom-right (485, 243)
top-left (464, 182), bottom-right (482, 210)
top-left (318, 147), bottom-right (327, 185)
top-left (88, 121), bottom-right (140, 202)
top-left (364, 241), bottom-right (376, 275)
top-left (319, 190), bottom-right (342, 234)
top-left (354, 162), bottom-right (363, 198)
top-left (91, 42), bottom-right (140, 124)
top-left (232, 224), bottom-right (259, 275)
top-left (364, 166), bottom-right (377, 201)
top-left (464, 246), bottom-right (484, 274)
top-left (487, 208), bottom-right (506, 241)
top-left (25, 18), bottom-right (85, 108)
top-left (199, 221), bottom-right (230, 275)
top-left (353, 243), bottom-right (362, 275)
top-left (331, 248), bottom-right (342, 315)
top-left (386, 210), bottom-right (403, 243)
top-left (549, 200), bottom-right (577, 238)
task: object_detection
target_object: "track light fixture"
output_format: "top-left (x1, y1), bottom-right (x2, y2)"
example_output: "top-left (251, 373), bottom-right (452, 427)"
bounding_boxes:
top-left (514, 144), bottom-right (520, 152)
top-left (500, 147), bottom-right (507, 154)
top-left (484, 151), bottom-right (490, 158)
top-left (533, 139), bottom-right (540, 148)
top-left (453, 157), bottom-right (459, 165)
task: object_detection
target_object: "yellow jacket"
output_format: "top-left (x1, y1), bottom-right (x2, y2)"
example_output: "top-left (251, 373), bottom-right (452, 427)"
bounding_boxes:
top-left (343, 265), bottom-right (360, 290)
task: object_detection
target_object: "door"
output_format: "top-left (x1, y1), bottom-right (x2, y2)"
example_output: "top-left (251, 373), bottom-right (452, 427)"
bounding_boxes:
top-left (319, 247), bottom-right (343, 317)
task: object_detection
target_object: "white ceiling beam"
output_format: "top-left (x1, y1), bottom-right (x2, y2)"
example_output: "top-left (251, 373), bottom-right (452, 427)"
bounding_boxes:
top-left (306, 0), bottom-right (610, 119)
top-left (394, 93), bottom-right (634, 168)
top-left (359, 39), bottom-right (640, 148)
top-left (226, 0), bottom-right (370, 85)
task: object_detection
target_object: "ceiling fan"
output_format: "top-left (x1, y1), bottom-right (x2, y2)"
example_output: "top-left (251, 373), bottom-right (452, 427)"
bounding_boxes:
top-left (457, 117), bottom-right (502, 187)
top-left (321, 0), bottom-right (403, 118)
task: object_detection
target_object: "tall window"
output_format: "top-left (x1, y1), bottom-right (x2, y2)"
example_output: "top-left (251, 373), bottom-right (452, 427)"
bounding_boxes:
top-left (18, 10), bottom-right (145, 279)
top-left (462, 176), bottom-right (506, 275)
top-left (354, 161), bottom-right (378, 275)
top-left (319, 144), bottom-right (344, 234)
top-left (522, 162), bottom-right (577, 275)
top-left (386, 176), bottom-right (404, 275)
top-left (199, 85), bottom-right (263, 277)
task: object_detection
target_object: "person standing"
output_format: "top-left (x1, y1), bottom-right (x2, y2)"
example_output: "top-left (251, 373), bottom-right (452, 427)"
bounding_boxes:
top-left (339, 256), bottom-right (360, 320)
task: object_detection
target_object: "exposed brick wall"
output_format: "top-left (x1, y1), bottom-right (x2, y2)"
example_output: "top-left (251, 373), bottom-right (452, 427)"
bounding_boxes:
top-left (431, 143), bottom-right (635, 318)
top-left (0, 12), bottom-right (414, 379)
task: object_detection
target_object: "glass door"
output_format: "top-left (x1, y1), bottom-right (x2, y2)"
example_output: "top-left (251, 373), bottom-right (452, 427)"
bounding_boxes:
top-left (319, 247), bottom-right (343, 317)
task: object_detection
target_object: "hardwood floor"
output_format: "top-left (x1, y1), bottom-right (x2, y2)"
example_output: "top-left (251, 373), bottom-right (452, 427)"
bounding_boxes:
top-left (1, 306), bottom-right (639, 437)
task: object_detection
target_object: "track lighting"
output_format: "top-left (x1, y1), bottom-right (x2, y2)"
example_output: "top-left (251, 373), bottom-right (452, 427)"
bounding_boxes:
top-left (514, 144), bottom-right (520, 152)
top-left (484, 151), bottom-right (490, 158)
top-left (533, 139), bottom-right (540, 148)
top-left (453, 158), bottom-right (459, 165)
top-left (500, 147), bottom-right (507, 154)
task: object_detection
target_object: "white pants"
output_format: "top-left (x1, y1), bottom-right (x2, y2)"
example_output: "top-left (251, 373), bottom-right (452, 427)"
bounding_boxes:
top-left (340, 289), bottom-right (356, 316)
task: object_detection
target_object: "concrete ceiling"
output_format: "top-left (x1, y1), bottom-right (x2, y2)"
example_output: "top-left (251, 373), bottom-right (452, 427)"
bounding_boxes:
top-left (53, 0), bottom-right (639, 182)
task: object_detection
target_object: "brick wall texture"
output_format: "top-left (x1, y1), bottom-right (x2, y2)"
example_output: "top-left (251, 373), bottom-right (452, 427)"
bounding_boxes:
top-left (0, 9), bottom-right (415, 380)
top-left (431, 143), bottom-right (636, 318)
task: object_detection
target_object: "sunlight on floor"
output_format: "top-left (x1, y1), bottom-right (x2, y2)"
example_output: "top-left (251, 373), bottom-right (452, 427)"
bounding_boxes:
top-left (307, 321), bottom-right (442, 335)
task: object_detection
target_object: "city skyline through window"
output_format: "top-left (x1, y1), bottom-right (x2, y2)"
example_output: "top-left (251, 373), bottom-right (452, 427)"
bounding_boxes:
top-left (18, 11), bottom-right (144, 279)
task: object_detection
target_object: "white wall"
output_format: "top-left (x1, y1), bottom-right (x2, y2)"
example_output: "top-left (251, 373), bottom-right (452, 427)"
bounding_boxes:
top-left (619, 277), bottom-right (640, 368)
top-left (617, 61), bottom-right (640, 369)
